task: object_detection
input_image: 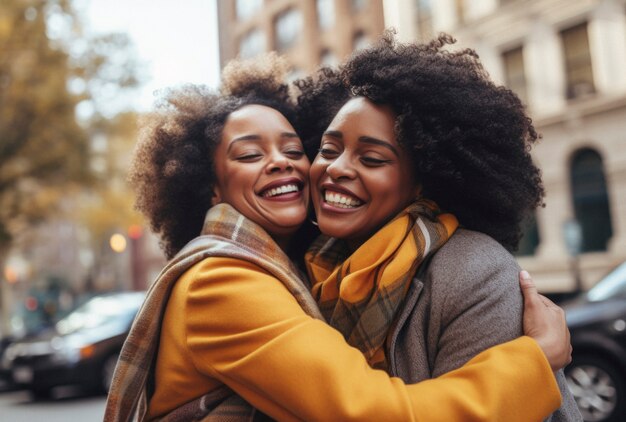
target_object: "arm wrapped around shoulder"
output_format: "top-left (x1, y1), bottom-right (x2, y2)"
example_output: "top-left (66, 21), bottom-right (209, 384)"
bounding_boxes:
top-left (409, 336), bottom-right (561, 422)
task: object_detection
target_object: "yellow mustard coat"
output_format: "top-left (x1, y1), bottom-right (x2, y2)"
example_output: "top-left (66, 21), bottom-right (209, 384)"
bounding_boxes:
top-left (148, 256), bottom-right (561, 421)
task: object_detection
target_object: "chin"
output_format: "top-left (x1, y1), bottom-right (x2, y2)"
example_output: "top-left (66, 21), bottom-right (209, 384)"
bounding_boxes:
top-left (317, 223), bottom-right (349, 240)
top-left (271, 214), bottom-right (306, 232)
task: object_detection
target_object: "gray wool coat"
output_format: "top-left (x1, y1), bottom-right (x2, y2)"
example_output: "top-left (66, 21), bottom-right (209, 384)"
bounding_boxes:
top-left (387, 229), bottom-right (582, 421)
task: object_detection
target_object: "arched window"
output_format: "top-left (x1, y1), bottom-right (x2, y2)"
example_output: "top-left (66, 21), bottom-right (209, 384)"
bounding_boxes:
top-left (570, 148), bottom-right (613, 252)
top-left (274, 8), bottom-right (302, 52)
top-left (515, 212), bottom-right (540, 256)
top-left (353, 31), bottom-right (369, 51)
top-left (320, 49), bottom-right (338, 67)
top-left (316, 0), bottom-right (335, 30)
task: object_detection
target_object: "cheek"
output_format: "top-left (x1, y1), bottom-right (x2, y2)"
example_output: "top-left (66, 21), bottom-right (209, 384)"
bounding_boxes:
top-left (297, 160), bottom-right (311, 177)
top-left (373, 173), bottom-right (410, 204)
top-left (309, 161), bottom-right (324, 186)
top-left (392, 187), bottom-right (417, 212)
top-left (220, 169), bottom-right (251, 200)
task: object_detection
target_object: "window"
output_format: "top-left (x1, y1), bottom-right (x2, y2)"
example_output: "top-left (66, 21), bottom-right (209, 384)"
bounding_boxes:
top-left (353, 31), bottom-right (369, 51)
top-left (502, 46), bottom-right (528, 105)
top-left (415, 0), bottom-right (433, 41)
top-left (561, 23), bottom-right (595, 99)
top-left (455, 0), bottom-right (465, 24)
top-left (570, 148), bottom-right (613, 252)
top-left (287, 67), bottom-right (306, 83)
top-left (236, 0), bottom-right (263, 21)
top-left (321, 49), bottom-right (338, 67)
top-left (515, 213), bottom-right (540, 256)
top-left (275, 8), bottom-right (302, 52)
top-left (239, 29), bottom-right (265, 59)
top-left (317, 0), bottom-right (335, 30)
top-left (352, 0), bottom-right (368, 12)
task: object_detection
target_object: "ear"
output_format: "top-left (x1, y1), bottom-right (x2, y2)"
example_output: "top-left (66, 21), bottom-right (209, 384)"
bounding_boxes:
top-left (211, 186), bottom-right (222, 207)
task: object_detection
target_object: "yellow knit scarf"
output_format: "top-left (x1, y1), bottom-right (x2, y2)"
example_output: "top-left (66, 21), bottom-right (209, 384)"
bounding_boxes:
top-left (305, 199), bottom-right (458, 369)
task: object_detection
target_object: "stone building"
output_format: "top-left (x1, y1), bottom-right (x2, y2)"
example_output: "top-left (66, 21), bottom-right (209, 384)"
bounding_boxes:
top-left (217, 0), bottom-right (626, 293)
top-left (386, 0), bottom-right (626, 293)
top-left (217, 0), bottom-right (385, 75)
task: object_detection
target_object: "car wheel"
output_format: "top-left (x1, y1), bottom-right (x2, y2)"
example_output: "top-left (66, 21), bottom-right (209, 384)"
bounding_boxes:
top-left (101, 353), bottom-right (119, 393)
top-left (565, 355), bottom-right (625, 422)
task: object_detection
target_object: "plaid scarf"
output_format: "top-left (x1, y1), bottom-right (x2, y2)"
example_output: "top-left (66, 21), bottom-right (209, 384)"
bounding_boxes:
top-left (305, 199), bottom-right (458, 370)
top-left (104, 203), bottom-right (323, 422)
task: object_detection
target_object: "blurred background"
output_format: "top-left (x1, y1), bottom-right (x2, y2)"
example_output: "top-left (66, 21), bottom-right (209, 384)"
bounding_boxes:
top-left (1, 0), bottom-right (626, 421)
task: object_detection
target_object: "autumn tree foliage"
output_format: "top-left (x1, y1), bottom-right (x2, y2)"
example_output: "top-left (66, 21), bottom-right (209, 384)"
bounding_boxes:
top-left (0, 0), bottom-right (142, 333)
top-left (1, 0), bottom-right (85, 251)
top-left (0, 0), bottom-right (140, 256)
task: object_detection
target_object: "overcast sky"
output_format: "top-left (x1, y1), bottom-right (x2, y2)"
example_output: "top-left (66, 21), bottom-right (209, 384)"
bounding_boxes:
top-left (80, 0), bottom-right (220, 111)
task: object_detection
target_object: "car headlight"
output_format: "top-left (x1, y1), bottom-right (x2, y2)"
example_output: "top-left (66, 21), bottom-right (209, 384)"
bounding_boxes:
top-left (1, 344), bottom-right (17, 369)
top-left (0, 342), bottom-right (33, 368)
top-left (50, 336), bottom-right (96, 364)
top-left (50, 337), bottom-right (79, 364)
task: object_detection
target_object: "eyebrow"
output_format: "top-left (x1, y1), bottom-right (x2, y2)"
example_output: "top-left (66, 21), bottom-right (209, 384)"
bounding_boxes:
top-left (322, 130), bottom-right (399, 156)
top-left (227, 132), bottom-right (300, 153)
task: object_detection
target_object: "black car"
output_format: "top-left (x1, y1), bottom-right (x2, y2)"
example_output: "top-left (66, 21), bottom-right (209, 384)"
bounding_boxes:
top-left (0, 335), bottom-right (16, 390)
top-left (564, 261), bottom-right (626, 422)
top-left (0, 291), bottom-right (144, 399)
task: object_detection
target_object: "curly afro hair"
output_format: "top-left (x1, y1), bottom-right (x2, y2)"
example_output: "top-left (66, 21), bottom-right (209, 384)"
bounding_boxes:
top-left (295, 32), bottom-right (544, 251)
top-left (129, 54), bottom-right (299, 259)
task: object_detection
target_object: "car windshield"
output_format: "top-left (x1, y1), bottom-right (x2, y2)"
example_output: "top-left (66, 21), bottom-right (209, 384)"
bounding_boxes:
top-left (587, 261), bottom-right (626, 302)
top-left (55, 293), bottom-right (144, 335)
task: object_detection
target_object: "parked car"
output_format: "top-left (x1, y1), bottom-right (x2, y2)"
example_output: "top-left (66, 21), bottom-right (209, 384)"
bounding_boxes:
top-left (0, 335), bottom-right (16, 390)
top-left (0, 291), bottom-right (144, 399)
top-left (563, 261), bottom-right (626, 422)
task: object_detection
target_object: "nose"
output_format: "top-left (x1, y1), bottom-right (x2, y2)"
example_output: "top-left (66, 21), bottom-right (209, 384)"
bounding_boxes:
top-left (266, 150), bottom-right (293, 173)
top-left (326, 154), bottom-right (356, 180)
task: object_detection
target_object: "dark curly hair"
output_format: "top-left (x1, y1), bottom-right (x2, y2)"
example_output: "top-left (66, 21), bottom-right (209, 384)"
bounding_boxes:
top-left (129, 54), bottom-right (301, 259)
top-left (295, 32), bottom-right (544, 251)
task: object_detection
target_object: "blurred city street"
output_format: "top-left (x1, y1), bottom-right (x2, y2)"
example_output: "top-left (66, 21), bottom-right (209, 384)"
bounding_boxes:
top-left (0, 388), bottom-right (105, 421)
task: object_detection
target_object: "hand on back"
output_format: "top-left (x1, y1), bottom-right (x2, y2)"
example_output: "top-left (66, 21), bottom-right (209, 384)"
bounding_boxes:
top-left (519, 270), bottom-right (572, 371)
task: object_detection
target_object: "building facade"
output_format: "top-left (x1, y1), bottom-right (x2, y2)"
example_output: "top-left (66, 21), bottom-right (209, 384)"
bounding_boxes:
top-left (217, 0), bottom-right (385, 75)
top-left (387, 0), bottom-right (626, 293)
top-left (216, 0), bottom-right (626, 293)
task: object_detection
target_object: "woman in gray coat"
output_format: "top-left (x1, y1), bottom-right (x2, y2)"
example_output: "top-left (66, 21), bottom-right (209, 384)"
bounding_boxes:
top-left (297, 32), bottom-right (582, 420)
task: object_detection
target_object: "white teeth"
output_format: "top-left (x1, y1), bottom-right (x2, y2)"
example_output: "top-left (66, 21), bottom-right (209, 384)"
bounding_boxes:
top-left (324, 191), bottom-right (362, 208)
top-left (262, 184), bottom-right (299, 198)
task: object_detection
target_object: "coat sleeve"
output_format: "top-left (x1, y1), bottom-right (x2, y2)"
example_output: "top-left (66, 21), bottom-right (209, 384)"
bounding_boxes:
top-left (424, 231), bottom-right (581, 421)
top-left (425, 232), bottom-right (526, 376)
top-left (181, 256), bottom-right (561, 422)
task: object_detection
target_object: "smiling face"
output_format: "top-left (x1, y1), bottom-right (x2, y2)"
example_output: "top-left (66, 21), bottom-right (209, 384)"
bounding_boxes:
top-left (212, 104), bottom-right (310, 247)
top-left (309, 97), bottom-right (420, 248)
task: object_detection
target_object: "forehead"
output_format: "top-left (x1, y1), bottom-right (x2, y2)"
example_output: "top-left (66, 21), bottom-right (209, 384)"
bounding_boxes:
top-left (328, 97), bottom-right (397, 141)
top-left (223, 104), bottom-right (293, 135)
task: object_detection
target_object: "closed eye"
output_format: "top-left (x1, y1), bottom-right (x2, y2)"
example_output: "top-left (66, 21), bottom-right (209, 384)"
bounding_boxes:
top-left (236, 153), bottom-right (263, 161)
top-left (285, 150), bottom-right (305, 159)
top-left (318, 148), bottom-right (339, 158)
top-left (361, 156), bottom-right (392, 166)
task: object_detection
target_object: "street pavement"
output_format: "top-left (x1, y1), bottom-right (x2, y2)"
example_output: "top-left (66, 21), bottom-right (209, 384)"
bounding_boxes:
top-left (0, 387), bottom-right (106, 421)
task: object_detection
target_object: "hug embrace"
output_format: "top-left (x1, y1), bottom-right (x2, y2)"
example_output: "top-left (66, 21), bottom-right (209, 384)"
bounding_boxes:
top-left (104, 33), bottom-right (582, 421)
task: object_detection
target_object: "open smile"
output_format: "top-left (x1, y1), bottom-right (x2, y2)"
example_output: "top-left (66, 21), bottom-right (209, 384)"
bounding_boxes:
top-left (322, 188), bottom-right (364, 209)
top-left (261, 183), bottom-right (300, 198)
top-left (258, 179), bottom-right (305, 199)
